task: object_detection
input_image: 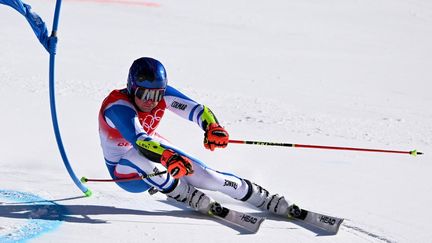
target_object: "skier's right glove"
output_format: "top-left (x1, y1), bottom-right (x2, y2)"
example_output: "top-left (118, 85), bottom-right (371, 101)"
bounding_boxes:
top-left (161, 149), bottom-right (194, 179)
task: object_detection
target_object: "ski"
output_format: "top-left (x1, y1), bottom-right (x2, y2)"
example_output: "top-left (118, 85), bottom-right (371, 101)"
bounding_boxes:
top-left (208, 202), bottom-right (265, 233)
top-left (288, 205), bottom-right (344, 234)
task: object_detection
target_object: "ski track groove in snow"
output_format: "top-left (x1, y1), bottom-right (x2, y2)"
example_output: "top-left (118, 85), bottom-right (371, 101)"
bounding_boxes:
top-left (342, 222), bottom-right (396, 243)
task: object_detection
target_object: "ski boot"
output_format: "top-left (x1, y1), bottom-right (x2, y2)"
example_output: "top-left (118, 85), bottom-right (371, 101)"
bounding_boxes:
top-left (241, 180), bottom-right (292, 217)
top-left (164, 179), bottom-right (214, 214)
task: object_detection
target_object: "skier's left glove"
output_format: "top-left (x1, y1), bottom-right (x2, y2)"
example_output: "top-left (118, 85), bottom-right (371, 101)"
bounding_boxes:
top-left (161, 149), bottom-right (194, 179)
top-left (204, 123), bottom-right (229, 151)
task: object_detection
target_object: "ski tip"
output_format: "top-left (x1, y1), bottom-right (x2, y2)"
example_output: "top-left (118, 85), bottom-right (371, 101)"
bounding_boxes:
top-left (333, 218), bottom-right (344, 235)
top-left (256, 217), bottom-right (266, 227)
top-left (208, 203), bottom-right (265, 234)
top-left (245, 217), bottom-right (265, 234)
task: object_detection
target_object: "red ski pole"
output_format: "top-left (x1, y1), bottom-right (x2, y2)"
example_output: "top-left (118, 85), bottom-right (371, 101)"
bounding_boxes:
top-left (80, 170), bottom-right (167, 183)
top-left (229, 139), bottom-right (423, 156)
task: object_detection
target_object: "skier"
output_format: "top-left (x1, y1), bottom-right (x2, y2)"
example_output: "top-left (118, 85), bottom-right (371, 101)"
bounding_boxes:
top-left (98, 57), bottom-right (299, 217)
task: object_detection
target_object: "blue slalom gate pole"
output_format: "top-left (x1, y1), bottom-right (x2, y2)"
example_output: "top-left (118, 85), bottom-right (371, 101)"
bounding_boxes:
top-left (1, 0), bottom-right (90, 196)
top-left (48, 0), bottom-right (92, 196)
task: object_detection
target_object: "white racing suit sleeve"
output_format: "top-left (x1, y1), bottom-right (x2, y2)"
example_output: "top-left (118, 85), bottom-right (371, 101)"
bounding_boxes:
top-left (163, 85), bottom-right (218, 131)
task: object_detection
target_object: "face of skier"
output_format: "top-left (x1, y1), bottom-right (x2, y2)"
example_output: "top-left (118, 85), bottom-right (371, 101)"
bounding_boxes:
top-left (133, 87), bottom-right (165, 112)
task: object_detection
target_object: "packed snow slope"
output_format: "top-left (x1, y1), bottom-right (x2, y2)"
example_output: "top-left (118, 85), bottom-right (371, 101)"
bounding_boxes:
top-left (1, 0), bottom-right (432, 242)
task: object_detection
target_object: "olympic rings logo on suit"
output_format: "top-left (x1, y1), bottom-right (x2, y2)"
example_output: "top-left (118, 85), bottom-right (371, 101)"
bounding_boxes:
top-left (141, 108), bottom-right (165, 132)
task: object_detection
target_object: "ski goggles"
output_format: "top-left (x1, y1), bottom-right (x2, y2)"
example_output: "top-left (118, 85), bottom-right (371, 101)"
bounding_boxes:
top-left (134, 87), bottom-right (165, 102)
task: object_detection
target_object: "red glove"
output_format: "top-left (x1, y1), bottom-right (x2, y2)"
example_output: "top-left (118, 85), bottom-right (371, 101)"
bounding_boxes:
top-left (204, 123), bottom-right (229, 151)
top-left (161, 149), bottom-right (193, 179)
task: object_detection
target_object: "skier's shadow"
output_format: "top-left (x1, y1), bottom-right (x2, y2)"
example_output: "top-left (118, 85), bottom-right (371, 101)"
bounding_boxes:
top-left (0, 195), bottom-right (252, 234)
top-left (0, 195), bottom-right (220, 225)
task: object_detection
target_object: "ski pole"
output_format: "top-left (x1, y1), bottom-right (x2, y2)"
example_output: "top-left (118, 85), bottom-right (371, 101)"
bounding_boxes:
top-left (229, 139), bottom-right (423, 156)
top-left (80, 170), bottom-right (167, 183)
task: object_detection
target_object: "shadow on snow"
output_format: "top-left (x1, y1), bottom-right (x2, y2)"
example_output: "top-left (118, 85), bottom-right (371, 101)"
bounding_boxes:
top-left (0, 195), bottom-right (254, 234)
top-left (1, 194), bottom-right (335, 236)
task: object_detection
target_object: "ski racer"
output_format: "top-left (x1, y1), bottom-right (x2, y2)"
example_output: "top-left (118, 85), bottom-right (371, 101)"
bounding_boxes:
top-left (98, 57), bottom-right (300, 217)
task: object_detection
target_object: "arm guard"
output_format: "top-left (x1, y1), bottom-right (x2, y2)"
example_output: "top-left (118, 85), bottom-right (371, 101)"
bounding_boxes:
top-left (136, 139), bottom-right (166, 162)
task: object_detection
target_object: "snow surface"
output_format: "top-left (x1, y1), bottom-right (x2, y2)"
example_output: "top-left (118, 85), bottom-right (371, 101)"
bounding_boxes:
top-left (1, 0), bottom-right (432, 242)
